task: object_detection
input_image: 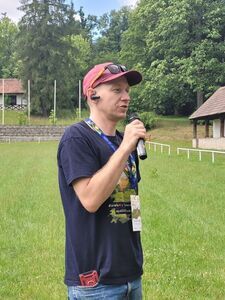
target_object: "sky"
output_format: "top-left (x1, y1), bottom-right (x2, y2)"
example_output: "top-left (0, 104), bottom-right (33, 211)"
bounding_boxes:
top-left (0, 0), bottom-right (138, 23)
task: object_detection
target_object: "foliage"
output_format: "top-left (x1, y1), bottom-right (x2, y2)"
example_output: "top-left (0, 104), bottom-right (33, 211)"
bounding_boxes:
top-left (17, 0), bottom-right (91, 116)
top-left (1, 0), bottom-right (225, 117)
top-left (0, 15), bottom-right (19, 77)
top-left (139, 111), bottom-right (157, 130)
top-left (78, 7), bottom-right (98, 40)
top-left (91, 7), bottom-right (131, 65)
top-left (17, 111), bottom-right (28, 125)
top-left (120, 0), bottom-right (225, 114)
top-left (48, 109), bottom-right (57, 125)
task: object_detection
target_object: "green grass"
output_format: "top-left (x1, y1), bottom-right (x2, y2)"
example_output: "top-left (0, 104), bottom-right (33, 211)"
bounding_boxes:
top-left (0, 142), bottom-right (66, 299)
top-left (141, 147), bottom-right (225, 299)
top-left (157, 115), bottom-right (191, 123)
top-left (1, 140), bottom-right (225, 299)
top-left (0, 110), bottom-right (127, 133)
top-left (0, 110), bottom-right (90, 126)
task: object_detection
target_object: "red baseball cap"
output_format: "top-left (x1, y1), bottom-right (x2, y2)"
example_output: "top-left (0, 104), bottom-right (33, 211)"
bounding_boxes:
top-left (83, 62), bottom-right (142, 97)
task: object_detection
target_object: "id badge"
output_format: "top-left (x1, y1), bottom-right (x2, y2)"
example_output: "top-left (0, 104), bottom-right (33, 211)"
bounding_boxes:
top-left (130, 195), bottom-right (142, 231)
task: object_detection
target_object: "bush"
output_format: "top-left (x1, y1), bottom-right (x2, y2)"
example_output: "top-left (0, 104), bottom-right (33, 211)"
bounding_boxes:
top-left (123, 111), bottom-right (157, 130)
top-left (48, 109), bottom-right (57, 125)
top-left (18, 112), bottom-right (28, 125)
top-left (139, 111), bottom-right (157, 130)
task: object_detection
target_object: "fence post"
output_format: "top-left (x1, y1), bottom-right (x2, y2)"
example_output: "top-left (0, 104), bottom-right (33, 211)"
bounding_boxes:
top-left (28, 80), bottom-right (31, 125)
top-left (53, 80), bottom-right (56, 124)
top-left (2, 79), bottom-right (5, 125)
top-left (187, 149), bottom-right (190, 159)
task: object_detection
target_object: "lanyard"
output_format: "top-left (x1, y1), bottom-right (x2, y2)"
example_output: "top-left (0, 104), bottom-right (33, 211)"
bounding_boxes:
top-left (85, 118), bottom-right (137, 190)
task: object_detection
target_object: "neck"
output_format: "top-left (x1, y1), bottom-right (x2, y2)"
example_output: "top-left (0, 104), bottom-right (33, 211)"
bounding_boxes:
top-left (89, 114), bottom-right (117, 136)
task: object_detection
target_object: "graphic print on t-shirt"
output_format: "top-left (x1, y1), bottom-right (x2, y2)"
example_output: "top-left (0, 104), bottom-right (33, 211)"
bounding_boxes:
top-left (108, 171), bottom-right (135, 224)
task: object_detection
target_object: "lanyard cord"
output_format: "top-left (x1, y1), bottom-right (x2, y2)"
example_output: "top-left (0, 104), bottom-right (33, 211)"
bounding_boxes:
top-left (84, 118), bottom-right (137, 190)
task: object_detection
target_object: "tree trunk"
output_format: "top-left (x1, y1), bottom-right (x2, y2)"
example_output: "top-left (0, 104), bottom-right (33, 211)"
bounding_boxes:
top-left (197, 91), bottom-right (204, 108)
top-left (40, 97), bottom-right (48, 117)
top-left (174, 107), bottom-right (179, 115)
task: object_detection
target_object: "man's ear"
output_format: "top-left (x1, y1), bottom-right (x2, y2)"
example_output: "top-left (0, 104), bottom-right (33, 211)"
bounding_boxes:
top-left (87, 88), bottom-right (95, 99)
top-left (88, 88), bottom-right (100, 101)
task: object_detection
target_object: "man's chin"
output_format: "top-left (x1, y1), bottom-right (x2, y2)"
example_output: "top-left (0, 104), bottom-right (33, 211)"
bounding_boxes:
top-left (109, 111), bottom-right (127, 122)
top-left (120, 109), bottom-right (128, 117)
top-left (117, 112), bottom-right (127, 120)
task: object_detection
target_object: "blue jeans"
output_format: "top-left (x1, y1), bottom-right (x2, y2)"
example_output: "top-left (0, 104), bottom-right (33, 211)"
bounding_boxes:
top-left (67, 277), bottom-right (142, 300)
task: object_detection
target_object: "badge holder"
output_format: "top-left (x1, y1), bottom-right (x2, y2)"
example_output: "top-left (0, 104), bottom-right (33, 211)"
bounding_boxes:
top-left (79, 270), bottom-right (99, 286)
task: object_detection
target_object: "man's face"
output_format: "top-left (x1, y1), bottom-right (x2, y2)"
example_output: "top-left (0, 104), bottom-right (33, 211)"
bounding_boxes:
top-left (93, 76), bottom-right (131, 121)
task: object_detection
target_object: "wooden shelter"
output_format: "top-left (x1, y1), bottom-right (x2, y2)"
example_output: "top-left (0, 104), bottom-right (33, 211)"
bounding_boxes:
top-left (0, 79), bottom-right (26, 107)
top-left (189, 86), bottom-right (225, 150)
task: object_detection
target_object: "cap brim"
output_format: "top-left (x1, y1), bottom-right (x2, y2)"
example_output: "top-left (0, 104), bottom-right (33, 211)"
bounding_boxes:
top-left (93, 70), bottom-right (142, 88)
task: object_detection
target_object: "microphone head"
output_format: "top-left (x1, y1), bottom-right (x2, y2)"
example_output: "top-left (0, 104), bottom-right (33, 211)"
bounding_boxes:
top-left (128, 112), bottom-right (140, 123)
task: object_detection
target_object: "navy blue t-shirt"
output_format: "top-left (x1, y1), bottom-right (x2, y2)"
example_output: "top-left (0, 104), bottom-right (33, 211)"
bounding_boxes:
top-left (57, 121), bottom-right (143, 286)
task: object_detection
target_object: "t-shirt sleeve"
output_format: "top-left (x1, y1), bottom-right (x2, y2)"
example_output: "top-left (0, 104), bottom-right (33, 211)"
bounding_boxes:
top-left (59, 137), bottom-right (100, 186)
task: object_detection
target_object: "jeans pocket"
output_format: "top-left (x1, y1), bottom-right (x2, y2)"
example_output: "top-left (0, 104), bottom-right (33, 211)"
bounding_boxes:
top-left (68, 284), bottom-right (104, 299)
top-left (75, 282), bottom-right (100, 289)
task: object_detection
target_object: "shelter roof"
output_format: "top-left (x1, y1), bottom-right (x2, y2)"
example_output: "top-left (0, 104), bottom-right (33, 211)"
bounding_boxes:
top-left (190, 87), bottom-right (225, 120)
top-left (0, 79), bottom-right (25, 94)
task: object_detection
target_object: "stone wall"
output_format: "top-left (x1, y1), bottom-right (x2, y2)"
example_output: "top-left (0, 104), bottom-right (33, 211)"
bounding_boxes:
top-left (192, 138), bottom-right (225, 150)
top-left (0, 125), bottom-right (67, 142)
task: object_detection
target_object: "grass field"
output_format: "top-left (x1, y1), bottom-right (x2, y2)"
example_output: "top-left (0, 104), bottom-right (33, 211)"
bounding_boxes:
top-left (0, 110), bottom-right (88, 126)
top-left (141, 148), bottom-right (225, 299)
top-left (1, 123), bottom-right (225, 299)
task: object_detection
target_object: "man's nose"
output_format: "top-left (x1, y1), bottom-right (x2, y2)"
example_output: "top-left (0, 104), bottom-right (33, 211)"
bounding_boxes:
top-left (121, 91), bottom-right (130, 101)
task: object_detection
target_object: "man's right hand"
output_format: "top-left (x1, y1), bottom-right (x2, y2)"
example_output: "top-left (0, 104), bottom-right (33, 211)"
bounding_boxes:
top-left (120, 119), bottom-right (146, 155)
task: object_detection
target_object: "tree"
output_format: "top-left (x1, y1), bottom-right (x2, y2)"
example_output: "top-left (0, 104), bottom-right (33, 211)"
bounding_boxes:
top-left (120, 0), bottom-right (225, 115)
top-left (91, 7), bottom-right (131, 65)
top-left (17, 0), bottom-right (88, 116)
top-left (0, 15), bottom-right (19, 78)
top-left (78, 6), bottom-right (98, 40)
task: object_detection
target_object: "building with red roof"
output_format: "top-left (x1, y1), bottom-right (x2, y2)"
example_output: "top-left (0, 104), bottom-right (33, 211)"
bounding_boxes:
top-left (189, 87), bottom-right (225, 150)
top-left (0, 79), bottom-right (27, 108)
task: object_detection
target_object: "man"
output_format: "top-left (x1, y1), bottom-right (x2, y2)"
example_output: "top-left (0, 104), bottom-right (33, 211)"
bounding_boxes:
top-left (57, 62), bottom-right (146, 299)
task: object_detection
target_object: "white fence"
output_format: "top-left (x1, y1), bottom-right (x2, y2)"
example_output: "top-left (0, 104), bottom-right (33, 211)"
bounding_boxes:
top-left (1, 136), bottom-right (225, 163)
top-left (146, 142), bottom-right (225, 163)
top-left (177, 147), bottom-right (225, 163)
top-left (146, 141), bottom-right (171, 155)
top-left (0, 104), bottom-right (27, 111)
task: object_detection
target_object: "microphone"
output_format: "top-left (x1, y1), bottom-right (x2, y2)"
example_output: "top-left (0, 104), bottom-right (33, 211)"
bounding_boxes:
top-left (128, 113), bottom-right (147, 160)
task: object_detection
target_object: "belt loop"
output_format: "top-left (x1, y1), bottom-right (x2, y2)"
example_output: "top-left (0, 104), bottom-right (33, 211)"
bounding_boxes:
top-left (127, 281), bottom-right (132, 295)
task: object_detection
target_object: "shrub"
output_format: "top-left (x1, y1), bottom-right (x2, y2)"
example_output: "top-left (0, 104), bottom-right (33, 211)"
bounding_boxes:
top-left (123, 111), bottom-right (157, 130)
top-left (18, 112), bottom-right (28, 125)
top-left (139, 111), bottom-right (157, 130)
top-left (49, 109), bottom-right (57, 125)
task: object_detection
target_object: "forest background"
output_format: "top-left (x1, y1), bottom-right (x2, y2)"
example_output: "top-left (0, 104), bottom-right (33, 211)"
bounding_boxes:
top-left (1, 0), bottom-right (225, 117)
